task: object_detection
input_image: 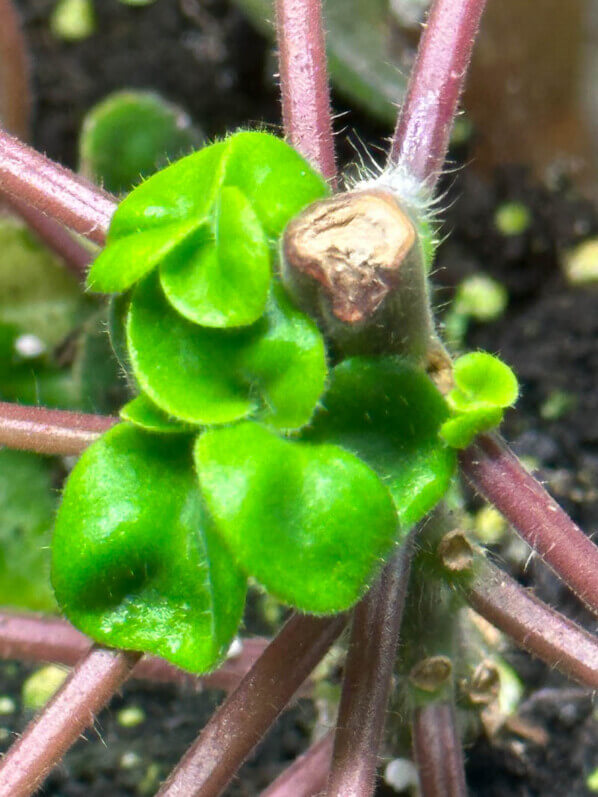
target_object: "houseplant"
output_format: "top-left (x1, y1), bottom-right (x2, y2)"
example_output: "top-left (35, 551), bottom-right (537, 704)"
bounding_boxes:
top-left (0, 0), bottom-right (595, 794)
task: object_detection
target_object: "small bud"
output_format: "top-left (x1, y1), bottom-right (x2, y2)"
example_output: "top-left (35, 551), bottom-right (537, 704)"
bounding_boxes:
top-left (409, 655), bottom-right (452, 692)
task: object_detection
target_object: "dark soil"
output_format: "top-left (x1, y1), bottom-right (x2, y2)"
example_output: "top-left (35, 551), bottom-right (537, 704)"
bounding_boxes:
top-left (1, 0), bottom-right (596, 794)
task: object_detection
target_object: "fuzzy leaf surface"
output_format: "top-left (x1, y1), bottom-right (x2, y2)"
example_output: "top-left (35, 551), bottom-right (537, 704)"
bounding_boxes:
top-left (306, 357), bottom-right (456, 529)
top-left (196, 422), bottom-right (397, 613)
top-left (127, 273), bottom-right (326, 429)
top-left (120, 393), bottom-right (194, 434)
top-left (52, 424), bottom-right (246, 673)
top-left (160, 186), bottom-right (270, 327)
top-left (87, 132), bottom-right (328, 328)
top-left (441, 352), bottom-right (519, 448)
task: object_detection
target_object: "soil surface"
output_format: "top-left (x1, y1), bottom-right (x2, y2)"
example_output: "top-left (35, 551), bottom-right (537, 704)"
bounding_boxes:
top-left (0, 1), bottom-right (596, 795)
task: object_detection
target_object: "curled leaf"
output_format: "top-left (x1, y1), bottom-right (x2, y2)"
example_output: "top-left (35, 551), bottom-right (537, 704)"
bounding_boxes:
top-left (52, 424), bottom-right (246, 673)
top-left (87, 132), bottom-right (328, 328)
top-left (196, 422), bottom-right (398, 613)
top-left (306, 357), bottom-right (456, 528)
top-left (127, 273), bottom-right (327, 430)
top-left (440, 352), bottom-right (519, 448)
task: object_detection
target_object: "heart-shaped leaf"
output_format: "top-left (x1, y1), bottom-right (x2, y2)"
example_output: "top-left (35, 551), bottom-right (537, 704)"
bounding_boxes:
top-left (87, 132), bottom-right (328, 328)
top-left (195, 422), bottom-right (398, 613)
top-left (52, 424), bottom-right (247, 673)
top-left (160, 186), bottom-right (270, 327)
top-left (440, 352), bottom-right (519, 448)
top-left (127, 273), bottom-right (327, 429)
top-left (305, 357), bottom-right (456, 529)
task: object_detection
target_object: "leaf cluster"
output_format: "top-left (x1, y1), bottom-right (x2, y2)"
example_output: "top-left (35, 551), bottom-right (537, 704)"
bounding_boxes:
top-left (51, 132), bottom-right (500, 674)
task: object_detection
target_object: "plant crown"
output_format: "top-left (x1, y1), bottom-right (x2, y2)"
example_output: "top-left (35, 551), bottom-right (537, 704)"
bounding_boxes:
top-left (52, 131), bottom-right (518, 673)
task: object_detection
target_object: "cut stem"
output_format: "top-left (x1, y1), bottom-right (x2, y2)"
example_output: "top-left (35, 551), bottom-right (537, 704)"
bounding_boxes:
top-left (460, 432), bottom-right (598, 616)
top-left (326, 539), bottom-right (414, 797)
top-left (0, 130), bottom-right (116, 245)
top-left (261, 731), bottom-right (334, 796)
top-left (0, 401), bottom-right (116, 455)
top-left (389, 0), bottom-right (488, 185)
top-left (459, 549), bottom-right (598, 688)
top-left (275, 0), bottom-right (336, 183)
top-left (0, 645), bottom-right (140, 797)
top-left (0, 611), bottom-right (271, 693)
top-left (157, 612), bottom-right (346, 797)
top-left (411, 701), bottom-right (467, 797)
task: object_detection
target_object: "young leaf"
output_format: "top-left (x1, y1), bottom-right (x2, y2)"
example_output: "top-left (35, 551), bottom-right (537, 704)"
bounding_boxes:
top-left (120, 393), bottom-right (194, 434)
top-left (52, 424), bottom-right (246, 673)
top-left (160, 186), bottom-right (271, 327)
top-left (440, 351), bottom-right (519, 448)
top-left (79, 90), bottom-right (202, 195)
top-left (195, 422), bottom-right (398, 613)
top-left (127, 273), bottom-right (326, 429)
top-left (305, 357), bottom-right (456, 529)
top-left (86, 132), bottom-right (328, 323)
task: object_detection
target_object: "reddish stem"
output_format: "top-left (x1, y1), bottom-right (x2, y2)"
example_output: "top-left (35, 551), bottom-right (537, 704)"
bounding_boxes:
top-left (261, 732), bottom-right (334, 797)
top-left (459, 433), bottom-right (598, 616)
top-left (0, 645), bottom-right (140, 797)
top-left (157, 612), bottom-right (346, 797)
top-left (0, 130), bottom-right (116, 245)
top-left (275, 0), bottom-right (336, 183)
top-left (0, 0), bottom-right (31, 140)
top-left (3, 193), bottom-right (93, 277)
top-left (326, 540), bottom-right (414, 797)
top-left (412, 702), bottom-right (467, 797)
top-left (0, 401), bottom-right (116, 455)
top-left (463, 553), bottom-right (598, 688)
top-left (0, 611), bottom-right (272, 693)
top-left (389, 0), bottom-right (488, 185)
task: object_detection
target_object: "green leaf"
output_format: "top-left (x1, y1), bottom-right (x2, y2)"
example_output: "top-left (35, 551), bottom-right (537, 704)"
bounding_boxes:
top-left (52, 424), bottom-right (246, 673)
top-left (87, 132), bottom-right (328, 323)
top-left (447, 352), bottom-right (519, 413)
top-left (120, 393), bottom-right (194, 434)
top-left (439, 407), bottom-right (503, 449)
top-left (305, 357), bottom-right (456, 529)
top-left (127, 273), bottom-right (326, 429)
top-left (79, 90), bottom-right (203, 195)
top-left (440, 352), bottom-right (519, 449)
top-left (160, 186), bottom-right (271, 327)
top-left (0, 450), bottom-right (57, 612)
top-left (196, 422), bottom-right (397, 613)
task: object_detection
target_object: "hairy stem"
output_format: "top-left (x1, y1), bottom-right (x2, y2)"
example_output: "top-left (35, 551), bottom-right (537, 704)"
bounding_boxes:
top-left (411, 701), bottom-right (467, 797)
top-left (0, 130), bottom-right (116, 245)
top-left (459, 549), bottom-right (598, 688)
top-left (326, 539), bottom-right (414, 797)
top-left (261, 732), bottom-right (334, 796)
top-left (460, 432), bottom-right (598, 616)
top-left (157, 612), bottom-right (346, 797)
top-left (389, 0), bottom-right (488, 185)
top-left (0, 401), bottom-right (116, 455)
top-left (3, 193), bottom-right (93, 276)
top-left (275, 0), bottom-right (336, 183)
top-left (0, 646), bottom-right (140, 797)
top-left (0, 611), bottom-right (272, 693)
top-left (0, 0), bottom-right (30, 140)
